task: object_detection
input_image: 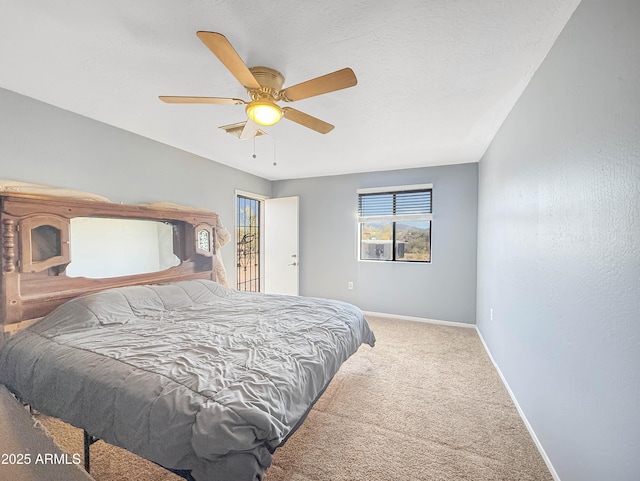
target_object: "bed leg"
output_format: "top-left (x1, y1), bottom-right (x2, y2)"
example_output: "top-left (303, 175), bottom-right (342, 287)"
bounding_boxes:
top-left (83, 430), bottom-right (99, 472)
top-left (83, 430), bottom-right (91, 472)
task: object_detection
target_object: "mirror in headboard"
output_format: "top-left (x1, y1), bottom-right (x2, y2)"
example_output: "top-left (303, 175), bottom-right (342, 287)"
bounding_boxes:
top-left (65, 217), bottom-right (180, 279)
top-left (1, 192), bottom-right (219, 331)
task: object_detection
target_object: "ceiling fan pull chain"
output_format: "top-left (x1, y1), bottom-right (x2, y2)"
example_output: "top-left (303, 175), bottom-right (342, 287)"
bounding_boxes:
top-left (273, 136), bottom-right (277, 167)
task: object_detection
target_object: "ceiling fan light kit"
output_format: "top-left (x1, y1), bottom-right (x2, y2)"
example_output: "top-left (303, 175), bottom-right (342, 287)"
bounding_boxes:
top-left (246, 100), bottom-right (282, 126)
top-left (159, 31), bottom-right (357, 137)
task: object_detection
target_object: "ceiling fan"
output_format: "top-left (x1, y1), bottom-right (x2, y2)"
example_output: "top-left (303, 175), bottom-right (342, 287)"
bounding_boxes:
top-left (159, 32), bottom-right (357, 138)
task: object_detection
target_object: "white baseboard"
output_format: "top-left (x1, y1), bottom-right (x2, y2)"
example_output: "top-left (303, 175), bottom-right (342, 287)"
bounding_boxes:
top-left (362, 311), bottom-right (476, 328)
top-left (475, 328), bottom-right (561, 481)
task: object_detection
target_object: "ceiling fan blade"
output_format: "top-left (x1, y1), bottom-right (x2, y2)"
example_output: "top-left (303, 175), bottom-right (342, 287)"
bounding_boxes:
top-left (196, 31), bottom-right (261, 90)
top-left (282, 107), bottom-right (334, 134)
top-left (240, 119), bottom-right (259, 140)
top-left (159, 96), bottom-right (245, 104)
top-left (280, 68), bottom-right (357, 102)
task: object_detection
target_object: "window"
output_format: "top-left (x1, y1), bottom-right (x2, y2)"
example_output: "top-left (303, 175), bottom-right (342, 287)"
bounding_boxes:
top-left (236, 195), bottom-right (261, 291)
top-left (357, 184), bottom-right (432, 262)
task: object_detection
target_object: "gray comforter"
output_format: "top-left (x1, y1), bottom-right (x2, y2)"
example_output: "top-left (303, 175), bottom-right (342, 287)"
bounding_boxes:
top-left (0, 280), bottom-right (375, 480)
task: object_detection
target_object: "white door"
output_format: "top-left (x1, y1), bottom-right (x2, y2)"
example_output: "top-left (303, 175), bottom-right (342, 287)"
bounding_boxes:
top-left (264, 196), bottom-right (299, 295)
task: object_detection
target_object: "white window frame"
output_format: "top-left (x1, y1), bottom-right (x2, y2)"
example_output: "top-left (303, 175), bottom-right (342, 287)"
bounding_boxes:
top-left (356, 183), bottom-right (433, 263)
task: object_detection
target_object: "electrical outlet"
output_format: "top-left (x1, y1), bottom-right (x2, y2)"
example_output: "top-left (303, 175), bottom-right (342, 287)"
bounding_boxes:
top-left (348, 281), bottom-right (354, 290)
top-left (490, 308), bottom-right (493, 321)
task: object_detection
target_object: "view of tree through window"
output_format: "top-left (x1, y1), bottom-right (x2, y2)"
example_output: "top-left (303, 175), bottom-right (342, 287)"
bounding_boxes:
top-left (395, 221), bottom-right (431, 261)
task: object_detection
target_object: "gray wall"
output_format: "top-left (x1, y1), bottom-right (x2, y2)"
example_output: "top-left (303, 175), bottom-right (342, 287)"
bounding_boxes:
top-left (0, 88), bottom-right (478, 325)
top-left (274, 163), bottom-right (478, 323)
top-left (0, 88), bottom-right (272, 288)
top-left (476, 1), bottom-right (640, 480)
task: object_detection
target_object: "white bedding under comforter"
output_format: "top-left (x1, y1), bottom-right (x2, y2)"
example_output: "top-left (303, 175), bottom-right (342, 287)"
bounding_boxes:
top-left (0, 280), bottom-right (375, 481)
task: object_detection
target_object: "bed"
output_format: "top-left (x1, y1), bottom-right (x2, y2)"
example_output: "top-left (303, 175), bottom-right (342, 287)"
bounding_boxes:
top-left (0, 188), bottom-right (375, 481)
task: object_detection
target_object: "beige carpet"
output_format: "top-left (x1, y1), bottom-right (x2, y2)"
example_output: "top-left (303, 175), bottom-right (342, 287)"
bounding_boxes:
top-left (36, 315), bottom-right (552, 481)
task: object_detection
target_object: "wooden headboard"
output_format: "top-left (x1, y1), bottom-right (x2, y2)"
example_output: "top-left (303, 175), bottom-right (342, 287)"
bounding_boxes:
top-left (1, 192), bottom-right (219, 334)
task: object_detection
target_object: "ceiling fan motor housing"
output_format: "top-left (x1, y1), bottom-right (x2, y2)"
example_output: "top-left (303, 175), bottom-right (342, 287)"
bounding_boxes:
top-left (245, 66), bottom-right (285, 126)
top-left (248, 66), bottom-right (285, 101)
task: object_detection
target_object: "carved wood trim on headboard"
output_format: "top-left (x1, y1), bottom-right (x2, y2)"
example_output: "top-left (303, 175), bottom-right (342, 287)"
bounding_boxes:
top-left (1, 192), bottom-right (219, 331)
top-left (2, 218), bottom-right (16, 274)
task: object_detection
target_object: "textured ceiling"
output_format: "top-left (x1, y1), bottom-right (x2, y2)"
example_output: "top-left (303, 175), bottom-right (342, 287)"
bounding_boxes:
top-left (0, 0), bottom-right (581, 180)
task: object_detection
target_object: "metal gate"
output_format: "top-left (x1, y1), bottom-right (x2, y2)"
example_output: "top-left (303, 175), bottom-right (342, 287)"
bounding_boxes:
top-left (236, 195), bottom-right (260, 291)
